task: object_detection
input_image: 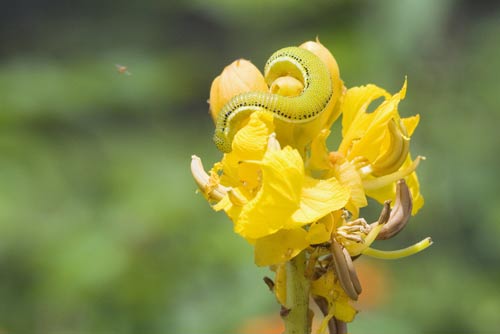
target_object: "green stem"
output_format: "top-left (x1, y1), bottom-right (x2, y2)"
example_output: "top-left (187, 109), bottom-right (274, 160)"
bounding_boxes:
top-left (284, 251), bottom-right (310, 334)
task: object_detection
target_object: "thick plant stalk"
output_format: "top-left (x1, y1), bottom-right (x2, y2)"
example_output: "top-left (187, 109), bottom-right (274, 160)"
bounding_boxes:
top-left (284, 251), bottom-right (311, 334)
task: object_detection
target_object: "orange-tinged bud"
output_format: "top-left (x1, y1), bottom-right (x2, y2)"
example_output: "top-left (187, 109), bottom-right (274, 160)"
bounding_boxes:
top-left (300, 39), bottom-right (343, 123)
top-left (300, 39), bottom-right (340, 86)
top-left (209, 59), bottom-right (268, 122)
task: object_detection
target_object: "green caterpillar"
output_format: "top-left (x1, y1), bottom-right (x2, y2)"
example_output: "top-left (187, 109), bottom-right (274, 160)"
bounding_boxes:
top-left (213, 46), bottom-right (333, 153)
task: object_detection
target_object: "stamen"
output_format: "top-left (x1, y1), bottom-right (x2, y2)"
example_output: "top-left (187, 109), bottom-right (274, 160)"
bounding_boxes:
top-left (345, 223), bottom-right (383, 256)
top-left (342, 247), bottom-right (362, 295)
top-left (263, 276), bottom-right (275, 291)
top-left (191, 155), bottom-right (229, 200)
top-left (339, 225), bottom-right (364, 233)
top-left (337, 231), bottom-right (364, 243)
top-left (343, 200), bottom-right (390, 257)
top-left (377, 180), bottom-right (412, 240)
top-left (331, 239), bottom-right (359, 300)
top-left (228, 188), bottom-right (248, 206)
top-left (362, 237), bottom-right (433, 260)
top-left (377, 200), bottom-right (392, 226)
top-left (267, 133), bottom-right (281, 151)
top-left (346, 218), bottom-right (369, 229)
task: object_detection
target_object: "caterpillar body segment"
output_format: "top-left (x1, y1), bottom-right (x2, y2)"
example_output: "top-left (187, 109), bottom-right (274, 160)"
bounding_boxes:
top-left (213, 47), bottom-right (333, 153)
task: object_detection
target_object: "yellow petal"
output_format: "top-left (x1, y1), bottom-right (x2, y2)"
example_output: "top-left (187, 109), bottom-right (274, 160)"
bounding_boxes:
top-left (347, 84), bottom-right (406, 162)
top-left (306, 213), bottom-right (334, 245)
top-left (311, 269), bottom-right (357, 323)
top-left (311, 266), bottom-right (334, 299)
top-left (402, 114), bottom-right (420, 136)
top-left (235, 147), bottom-right (304, 239)
top-left (308, 128), bottom-right (332, 171)
top-left (274, 263), bottom-right (287, 305)
top-left (220, 112), bottom-right (274, 190)
top-left (339, 81), bottom-right (408, 164)
top-left (329, 153), bottom-right (367, 216)
top-left (333, 297), bottom-right (358, 323)
top-left (254, 229), bottom-right (309, 266)
top-left (291, 175), bottom-right (350, 226)
top-left (340, 84), bottom-right (389, 141)
top-left (405, 161), bottom-right (424, 215)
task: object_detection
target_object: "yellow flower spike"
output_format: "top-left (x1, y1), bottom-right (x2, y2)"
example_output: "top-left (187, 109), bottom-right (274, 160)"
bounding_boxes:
top-left (209, 59), bottom-right (268, 122)
top-left (362, 237), bottom-right (433, 260)
top-left (192, 42), bottom-right (430, 333)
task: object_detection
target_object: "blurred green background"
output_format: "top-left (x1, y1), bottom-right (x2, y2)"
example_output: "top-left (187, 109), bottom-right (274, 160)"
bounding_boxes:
top-left (1, 0), bottom-right (499, 333)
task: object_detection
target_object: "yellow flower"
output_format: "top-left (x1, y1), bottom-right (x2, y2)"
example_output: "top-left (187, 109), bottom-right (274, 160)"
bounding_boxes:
top-left (332, 79), bottom-right (424, 215)
top-left (192, 40), bottom-right (431, 329)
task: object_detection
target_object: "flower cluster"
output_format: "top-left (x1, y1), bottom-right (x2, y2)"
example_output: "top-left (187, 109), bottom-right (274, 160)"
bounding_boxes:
top-left (191, 39), bottom-right (431, 328)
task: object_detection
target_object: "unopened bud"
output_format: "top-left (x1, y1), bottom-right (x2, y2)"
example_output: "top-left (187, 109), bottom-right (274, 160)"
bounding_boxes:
top-left (300, 38), bottom-right (344, 122)
top-left (209, 59), bottom-right (268, 122)
top-left (269, 76), bottom-right (304, 97)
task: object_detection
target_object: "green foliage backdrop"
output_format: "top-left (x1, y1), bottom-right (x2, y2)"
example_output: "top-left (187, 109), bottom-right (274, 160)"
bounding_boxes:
top-left (0, 0), bottom-right (499, 332)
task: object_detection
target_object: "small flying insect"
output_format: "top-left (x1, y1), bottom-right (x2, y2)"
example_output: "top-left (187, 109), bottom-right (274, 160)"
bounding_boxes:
top-left (115, 64), bottom-right (132, 76)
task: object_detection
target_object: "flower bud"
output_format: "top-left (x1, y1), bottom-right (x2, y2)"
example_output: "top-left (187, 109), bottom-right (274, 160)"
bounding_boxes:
top-left (269, 76), bottom-right (304, 97)
top-left (300, 39), bottom-right (343, 122)
top-left (300, 39), bottom-right (340, 86)
top-left (209, 59), bottom-right (268, 122)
